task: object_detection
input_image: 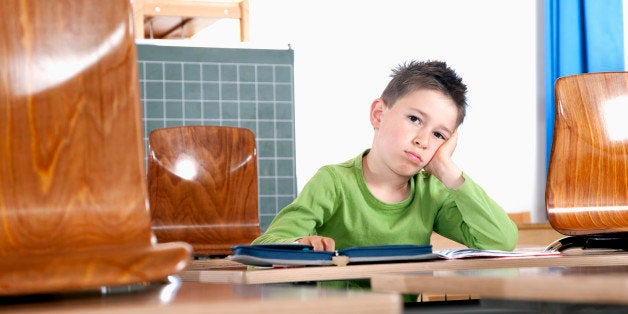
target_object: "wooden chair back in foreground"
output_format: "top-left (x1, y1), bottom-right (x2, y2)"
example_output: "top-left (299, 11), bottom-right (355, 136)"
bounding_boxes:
top-left (0, 0), bottom-right (192, 296)
top-left (148, 126), bottom-right (261, 256)
top-left (546, 72), bottom-right (628, 251)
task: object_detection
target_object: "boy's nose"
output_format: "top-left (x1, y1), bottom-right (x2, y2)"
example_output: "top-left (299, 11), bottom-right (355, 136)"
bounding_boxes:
top-left (413, 135), bottom-right (427, 148)
top-left (414, 128), bottom-right (431, 148)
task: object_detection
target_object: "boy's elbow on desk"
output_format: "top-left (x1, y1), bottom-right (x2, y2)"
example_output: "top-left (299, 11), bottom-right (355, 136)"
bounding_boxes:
top-left (502, 234), bottom-right (518, 252)
top-left (500, 223), bottom-right (519, 251)
top-left (477, 223), bottom-right (518, 251)
top-left (488, 215), bottom-right (519, 251)
top-left (476, 233), bottom-right (517, 251)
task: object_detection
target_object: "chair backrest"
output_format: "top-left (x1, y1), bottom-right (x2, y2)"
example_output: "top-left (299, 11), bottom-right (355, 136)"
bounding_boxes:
top-left (0, 0), bottom-right (190, 296)
top-left (546, 72), bottom-right (628, 235)
top-left (148, 125), bottom-right (261, 256)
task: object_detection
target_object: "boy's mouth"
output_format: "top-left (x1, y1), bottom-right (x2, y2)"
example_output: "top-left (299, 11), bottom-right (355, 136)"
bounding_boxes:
top-left (405, 151), bottom-right (423, 164)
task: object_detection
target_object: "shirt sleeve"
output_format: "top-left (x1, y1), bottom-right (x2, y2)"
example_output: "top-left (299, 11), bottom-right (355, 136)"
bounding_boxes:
top-left (251, 167), bottom-right (338, 245)
top-left (432, 173), bottom-right (518, 251)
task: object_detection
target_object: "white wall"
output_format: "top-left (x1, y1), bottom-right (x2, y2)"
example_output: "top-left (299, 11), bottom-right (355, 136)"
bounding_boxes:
top-left (244, 0), bottom-right (546, 221)
top-left (194, 0), bottom-right (546, 221)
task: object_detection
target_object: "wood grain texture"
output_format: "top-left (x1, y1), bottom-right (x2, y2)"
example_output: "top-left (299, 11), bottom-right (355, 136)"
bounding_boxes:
top-left (0, 0), bottom-right (191, 296)
top-left (547, 72), bottom-right (628, 235)
top-left (181, 252), bottom-right (628, 284)
top-left (0, 281), bottom-right (402, 314)
top-left (371, 265), bottom-right (628, 305)
top-left (148, 126), bottom-right (261, 256)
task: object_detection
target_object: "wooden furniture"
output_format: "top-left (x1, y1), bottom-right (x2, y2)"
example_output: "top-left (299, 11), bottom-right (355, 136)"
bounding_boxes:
top-left (0, 0), bottom-right (192, 296)
top-left (148, 126), bottom-right (261, 256)
top-left (182, 252), bottom-right (628, 284)
top-left (133, 0), bottom-right (250, 41)
top-left (371, 265), bottom-right (628, 305)
top-left (546, 72), bottom-right (628, 250)
top-left (0, 280), bottom-right (402, 314)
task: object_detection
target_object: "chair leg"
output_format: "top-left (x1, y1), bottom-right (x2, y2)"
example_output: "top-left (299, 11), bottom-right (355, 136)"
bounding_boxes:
top-left (545, 233), bottom-right (628, 252)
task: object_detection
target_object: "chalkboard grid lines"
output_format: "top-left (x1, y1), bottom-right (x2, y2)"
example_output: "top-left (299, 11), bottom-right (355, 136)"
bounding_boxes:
top-left (138, 56), bottom-right (296, 231)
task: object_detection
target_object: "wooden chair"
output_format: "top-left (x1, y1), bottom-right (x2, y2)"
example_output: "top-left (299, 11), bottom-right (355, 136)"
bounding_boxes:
top-left (0, 0), bottom-right (192, 296)
top-left (148, 126), bottom-right (261, 256)
top-left (546, 72), bottom-right (628, 251)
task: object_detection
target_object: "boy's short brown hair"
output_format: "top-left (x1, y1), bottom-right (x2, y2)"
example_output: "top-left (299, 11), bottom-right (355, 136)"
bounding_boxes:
top-left (380, 60), bottom-right (468, 126)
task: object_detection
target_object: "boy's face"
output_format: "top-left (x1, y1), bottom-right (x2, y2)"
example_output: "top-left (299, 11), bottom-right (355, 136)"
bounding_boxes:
top-left (370, 89), bottom-right (458, 177)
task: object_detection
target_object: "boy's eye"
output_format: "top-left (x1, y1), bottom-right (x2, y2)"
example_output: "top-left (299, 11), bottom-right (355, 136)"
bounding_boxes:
top-left (408, 115), bottom-right (420, 124)
top-left (433, 132), bottom-right (446, 140)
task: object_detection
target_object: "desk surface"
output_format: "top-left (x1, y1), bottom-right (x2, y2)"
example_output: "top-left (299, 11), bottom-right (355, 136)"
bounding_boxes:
top-left (0, 277), bottom-right (401, 314)
top-left (371, 264), bottom-right (628, 305)
top-left (182, 251), bottom-right (628, 284)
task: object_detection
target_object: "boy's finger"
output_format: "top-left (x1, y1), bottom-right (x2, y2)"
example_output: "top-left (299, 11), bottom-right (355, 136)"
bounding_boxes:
top-left (322, 237), bottom-right (336, 251)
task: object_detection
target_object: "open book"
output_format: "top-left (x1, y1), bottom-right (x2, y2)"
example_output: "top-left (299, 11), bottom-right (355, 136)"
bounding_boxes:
top-left (435, 248), bottom-right (561, 259)
top-left (226, 244), bottom-right (561, 267)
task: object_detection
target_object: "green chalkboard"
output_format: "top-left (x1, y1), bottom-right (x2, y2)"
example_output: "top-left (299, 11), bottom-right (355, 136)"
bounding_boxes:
top-left (137, 43), bottom-right (296, 231)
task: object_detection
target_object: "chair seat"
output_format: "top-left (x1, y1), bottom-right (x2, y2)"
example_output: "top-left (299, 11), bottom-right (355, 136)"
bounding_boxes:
top-left (0, 0), bottom-right (192, 296)
top-left (546, 72), bottom-right (628, 251)
top-left (149, 126), bottom-right (261, 256)
top-left (0, 242), bottom-right (191, 296)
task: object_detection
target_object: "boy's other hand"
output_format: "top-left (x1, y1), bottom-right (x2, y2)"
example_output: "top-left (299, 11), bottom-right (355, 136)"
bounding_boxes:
top-left (297, 236), bottom-right (336, 251)
top-left (424, 131), bottom-right (464, 189)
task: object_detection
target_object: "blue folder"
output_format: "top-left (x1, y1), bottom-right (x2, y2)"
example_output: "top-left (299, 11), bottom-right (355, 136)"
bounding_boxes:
top-left (227, 243), bottom-right (436, 267)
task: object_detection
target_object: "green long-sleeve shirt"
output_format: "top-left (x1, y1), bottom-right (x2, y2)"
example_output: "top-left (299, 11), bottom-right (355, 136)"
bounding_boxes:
top-left (252, 150), bottom-right (518, 251)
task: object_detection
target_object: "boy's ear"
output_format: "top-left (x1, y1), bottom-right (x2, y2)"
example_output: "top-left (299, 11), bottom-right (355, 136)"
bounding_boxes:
top-left (370, 99), bottom-right (386, 129)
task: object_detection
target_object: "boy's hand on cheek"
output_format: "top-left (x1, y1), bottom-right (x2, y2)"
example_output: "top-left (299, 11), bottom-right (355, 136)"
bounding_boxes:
top-left (297, 236), bottom-right (336, 251)
top-left (424, 131), bottom-right (465, 189)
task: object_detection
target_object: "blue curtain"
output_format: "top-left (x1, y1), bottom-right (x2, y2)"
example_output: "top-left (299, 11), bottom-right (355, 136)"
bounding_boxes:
top-left (544, 0), bottom-right (625, 165)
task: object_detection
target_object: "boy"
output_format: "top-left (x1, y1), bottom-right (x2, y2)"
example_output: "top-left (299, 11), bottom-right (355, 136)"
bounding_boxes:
top-left (252, 60), bottom-right (518, 252)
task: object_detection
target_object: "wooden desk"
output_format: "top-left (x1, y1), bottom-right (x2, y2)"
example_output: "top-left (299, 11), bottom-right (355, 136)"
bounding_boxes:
top-left (182, 251), bottom-right (628, 284)
top-left (371, 265), bottom-right (628, 305)
top-left (0, 277), bottom-right (401, 313)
